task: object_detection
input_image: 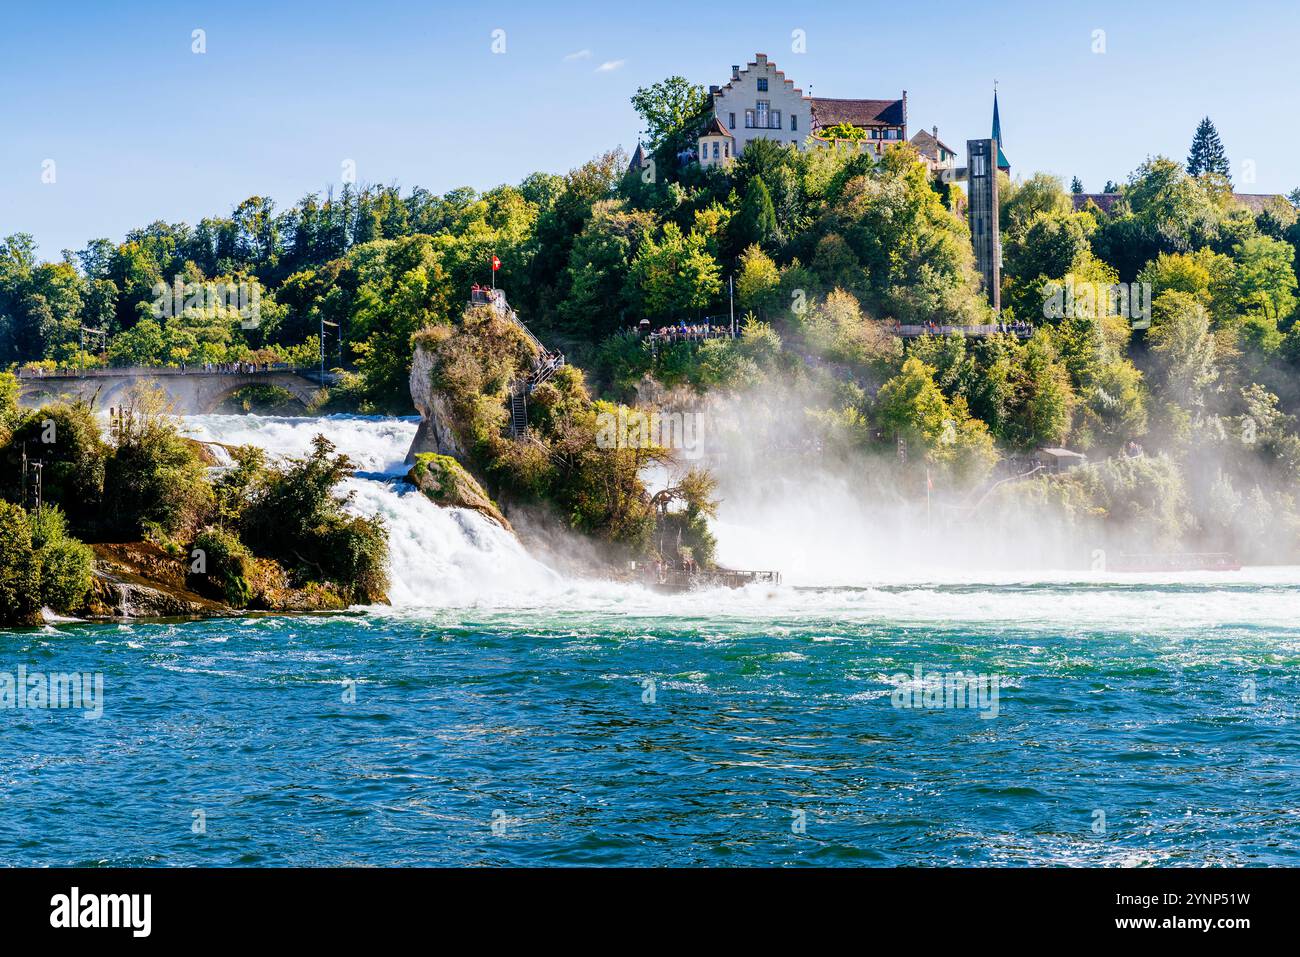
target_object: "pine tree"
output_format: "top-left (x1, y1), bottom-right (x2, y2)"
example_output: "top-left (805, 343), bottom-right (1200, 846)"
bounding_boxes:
top-left (1102, 180), bottom-right (1119, 193)
top-left (1070, 176), bottom-right (1084, 194)
top-left (1187, 117), bottom-right (1231, 180)
top-left (737, 176), bottom-right (779, 249)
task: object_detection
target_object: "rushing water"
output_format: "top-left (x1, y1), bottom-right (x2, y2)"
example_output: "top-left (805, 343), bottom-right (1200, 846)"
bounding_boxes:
top-left (2, 415), bottom-right (1299, 866)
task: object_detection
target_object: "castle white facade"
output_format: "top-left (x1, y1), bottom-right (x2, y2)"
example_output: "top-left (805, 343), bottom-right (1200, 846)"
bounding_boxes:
top-left (708, 54), bottom-right (809, 155)
top-left (704, 54), bottom-right (908, 165)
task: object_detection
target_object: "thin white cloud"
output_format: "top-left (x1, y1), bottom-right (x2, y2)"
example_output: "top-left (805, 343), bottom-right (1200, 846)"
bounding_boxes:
top-left (595, 59), bottom-right (625, 73)
top-left (563, 49), bottom-right (592, 61)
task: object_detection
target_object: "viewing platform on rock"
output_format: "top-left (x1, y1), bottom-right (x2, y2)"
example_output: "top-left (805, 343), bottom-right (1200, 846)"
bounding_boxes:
top-left (633, 561), bottom-right (782, 593)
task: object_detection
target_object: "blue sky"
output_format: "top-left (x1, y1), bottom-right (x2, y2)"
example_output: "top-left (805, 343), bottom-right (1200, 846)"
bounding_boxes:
top-left (4, 0), bottom-right (1298, 261)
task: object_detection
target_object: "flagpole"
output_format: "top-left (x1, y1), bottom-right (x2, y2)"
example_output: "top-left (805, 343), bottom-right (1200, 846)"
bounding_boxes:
top-left (729, 274), bottom-right (735, 336)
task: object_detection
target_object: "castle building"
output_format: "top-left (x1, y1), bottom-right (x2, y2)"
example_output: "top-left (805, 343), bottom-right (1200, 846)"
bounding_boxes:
top-left (708, 54), bottom-right (906, 157)
top-left (910, 126), bottom-right (958, 174)
top-left (702, 55), bottom-right (1012, 312)
top-left (812, 96), bottom-right (907, 146)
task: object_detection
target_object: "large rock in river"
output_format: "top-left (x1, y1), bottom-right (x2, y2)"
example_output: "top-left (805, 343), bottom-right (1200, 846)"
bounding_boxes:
top-left (406, 453), bottom-right (512, 532)
top-left (405, 342), bottom-right (467, 463)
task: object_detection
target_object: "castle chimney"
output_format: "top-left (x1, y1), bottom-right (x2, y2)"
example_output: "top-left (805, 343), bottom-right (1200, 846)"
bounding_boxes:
top-left (933, 126), bottom-right (938, 137)
top-left (731, 65), bottom-right (740, 79)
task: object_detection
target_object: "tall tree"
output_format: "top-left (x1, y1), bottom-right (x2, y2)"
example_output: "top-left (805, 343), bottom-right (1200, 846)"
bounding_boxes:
top-left (736, 176), bottom-right (779, 250)
top-left (629, 76), bottom-right (712, 161)
top-left (1186, 117), bottom-right (1231, 181)
top-left (627, 224), bottom-right (721, 319)
top-left (1070, 176), bottom-right (1084, 194)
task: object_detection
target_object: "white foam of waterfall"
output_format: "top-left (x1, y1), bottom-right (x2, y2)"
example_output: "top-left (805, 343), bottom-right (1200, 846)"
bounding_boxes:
top-left (342, 478), bottom-right (560, 606)
top-left (182, 413), bottom-right (420, 474)
top-left (178, 414), bottom-right (560, 606)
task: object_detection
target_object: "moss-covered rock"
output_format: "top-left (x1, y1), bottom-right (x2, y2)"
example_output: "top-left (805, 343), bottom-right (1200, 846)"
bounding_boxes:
top-left (90, 542), bottom-right (228, 618)
top-left (244, 557), bottom-right (350, 612)
top-left (407, 452), bottom-right (511, 531)
top-left (88, 541), bottom-right (353, 618)
top-left (187, 525), bottom-right (255, 607)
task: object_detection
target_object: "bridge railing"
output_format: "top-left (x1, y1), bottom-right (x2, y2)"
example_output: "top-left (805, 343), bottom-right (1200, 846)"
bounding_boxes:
top-left (891, 323), bottom-right (1033, 338)
top-left (16, 364), bottom-right (319, 380)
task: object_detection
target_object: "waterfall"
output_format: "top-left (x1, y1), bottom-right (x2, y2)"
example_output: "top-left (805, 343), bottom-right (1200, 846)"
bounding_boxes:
top-left (341, 478), bottom-right (559, 606)
top-left (179, 414), bottom-right (559, 606)
top-left (182, 413), bottom-right (422, 474)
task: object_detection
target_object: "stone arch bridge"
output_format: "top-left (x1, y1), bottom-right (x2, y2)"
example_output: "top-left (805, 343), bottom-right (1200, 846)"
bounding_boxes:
top-left (16, 367), bottom-right (335, 414)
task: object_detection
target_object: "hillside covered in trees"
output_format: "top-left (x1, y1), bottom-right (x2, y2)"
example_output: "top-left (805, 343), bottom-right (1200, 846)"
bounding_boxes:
top-left (4, 83), bottom-right (1300, 566)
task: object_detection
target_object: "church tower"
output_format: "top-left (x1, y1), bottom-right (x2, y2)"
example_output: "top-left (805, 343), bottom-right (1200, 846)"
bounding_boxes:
top-left (965, 86), bottom-right (1007, 310)
top-left (992, 88), bottom-right (1010, 173)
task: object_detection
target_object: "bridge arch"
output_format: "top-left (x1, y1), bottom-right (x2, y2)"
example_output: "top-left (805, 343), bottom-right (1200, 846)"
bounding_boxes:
top-left (198, 376), bottom-right (316, 414)
top-left (97, 378), bottom-right (150, 412)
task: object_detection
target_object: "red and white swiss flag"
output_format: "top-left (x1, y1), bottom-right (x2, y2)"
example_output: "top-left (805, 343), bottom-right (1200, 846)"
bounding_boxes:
top-left (491, 255), bottom-right (501, 272)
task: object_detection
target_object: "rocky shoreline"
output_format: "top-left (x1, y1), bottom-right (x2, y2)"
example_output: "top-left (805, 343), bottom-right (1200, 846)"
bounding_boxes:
top-left (85, 541), bottom-right (355, 621)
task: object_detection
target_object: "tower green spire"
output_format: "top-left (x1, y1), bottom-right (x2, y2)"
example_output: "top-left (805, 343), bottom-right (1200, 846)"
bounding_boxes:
top-left (992, 88), bottom-right (1009, 172)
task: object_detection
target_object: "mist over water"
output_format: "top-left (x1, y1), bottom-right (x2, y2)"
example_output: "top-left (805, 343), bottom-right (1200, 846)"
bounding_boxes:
top-left (180, 413), bottom-right (1298, 617)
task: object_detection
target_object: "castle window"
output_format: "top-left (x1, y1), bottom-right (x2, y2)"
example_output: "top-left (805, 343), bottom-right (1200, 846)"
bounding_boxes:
top-left (725, 143), bottom-right (730, 158)
top-left (712, 141), bottom-right (719, 159)
top-left (744, 109), bottom-right (754, 128)
top-left (791, 114), bottom-right (797, 131)
top-left (757, 78), bottom-right (768, 91)
top-left (756, 100), bottom-right (769, 128)
top-left (771, 109), bottom-right (781, 129)
top-left (729, 112), bottom-right (736, 129)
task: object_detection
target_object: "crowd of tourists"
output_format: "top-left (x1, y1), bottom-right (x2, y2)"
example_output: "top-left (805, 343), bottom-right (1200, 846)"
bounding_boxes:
top-left (641, 320), bottom-right (734, 346)
top-left (470, 284), bottom-right (503, 307)
top-left (18, 360), bottom-right (291, 378)
top-left (198, 361), bottom-right (281, 374)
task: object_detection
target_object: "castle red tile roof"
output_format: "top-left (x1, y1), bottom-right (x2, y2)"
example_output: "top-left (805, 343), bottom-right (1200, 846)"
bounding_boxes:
top-left (1233, 193), bottom-right (1292, 215)
top-left (811, 97), bottom-right (904, 129)
top-left (1071, 192), bottom-right (1293, 217)
top-left (1071, 193), bottom-right (1123, 214)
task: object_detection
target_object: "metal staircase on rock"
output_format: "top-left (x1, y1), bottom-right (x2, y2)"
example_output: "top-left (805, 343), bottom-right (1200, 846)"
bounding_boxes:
top-left (474, 290), bottom-right (565, 439)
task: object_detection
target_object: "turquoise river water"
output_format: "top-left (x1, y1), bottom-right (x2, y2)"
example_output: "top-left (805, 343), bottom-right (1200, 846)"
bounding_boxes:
top-left (1, 415), bottom-right (1297, 866)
